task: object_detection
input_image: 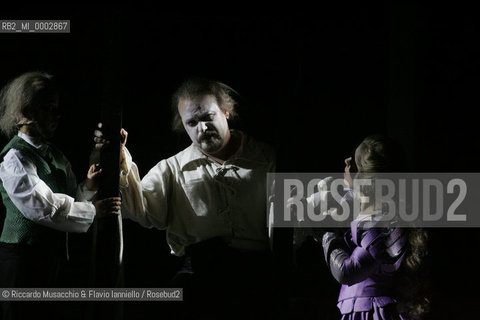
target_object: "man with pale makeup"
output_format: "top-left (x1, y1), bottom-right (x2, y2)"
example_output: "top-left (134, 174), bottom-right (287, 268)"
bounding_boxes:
top-left (95, 78), bottom-right (276, 319)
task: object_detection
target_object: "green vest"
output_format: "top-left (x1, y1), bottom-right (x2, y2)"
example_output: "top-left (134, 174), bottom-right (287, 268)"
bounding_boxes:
top-left (0, 135), bottom-right (77, 246)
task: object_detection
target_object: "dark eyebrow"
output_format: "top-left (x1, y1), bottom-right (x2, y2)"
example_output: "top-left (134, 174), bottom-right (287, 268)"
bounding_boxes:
top-left (190, 110), bottom-right (215, 119)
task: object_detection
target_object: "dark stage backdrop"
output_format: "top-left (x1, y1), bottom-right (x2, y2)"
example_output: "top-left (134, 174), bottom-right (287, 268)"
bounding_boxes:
top-left (0, 4), bottom-right (479, 320)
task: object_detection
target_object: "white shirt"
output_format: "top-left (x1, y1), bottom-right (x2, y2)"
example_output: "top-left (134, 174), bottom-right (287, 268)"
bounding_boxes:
top-left (120, 131), bottom-right (276, 256)
top-left (0, 132), bottom-right (96, 233)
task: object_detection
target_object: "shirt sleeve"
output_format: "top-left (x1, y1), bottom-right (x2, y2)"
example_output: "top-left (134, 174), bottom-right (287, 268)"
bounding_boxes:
top-left (322, 231), bottom-right (379, 286)
top-left (76, 182), bottom-right (97, 202)
top-left (62, 153), bottom-right (97, 202)
top-left (0, 149), bottom-right (95, 233)
top-left (119, 147), bottom-right (170, 229)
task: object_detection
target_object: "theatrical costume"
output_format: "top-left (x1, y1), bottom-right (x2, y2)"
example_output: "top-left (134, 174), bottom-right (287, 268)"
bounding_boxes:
top-left (0, 132), bottom-right (96, 319)
top-left (119, 130), bottom-right (274, 255)
top-left (119, 129), bottom-right (275, 319)
top-left (322, 209), bottom-right (407, 320)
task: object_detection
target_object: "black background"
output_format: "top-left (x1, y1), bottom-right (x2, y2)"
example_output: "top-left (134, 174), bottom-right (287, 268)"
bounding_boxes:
top-left (1, 3), bottom-right (479, 319)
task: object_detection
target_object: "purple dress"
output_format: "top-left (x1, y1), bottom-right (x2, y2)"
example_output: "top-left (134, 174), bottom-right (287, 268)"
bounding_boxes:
top-left (322, 214), bottom-right (408, 320)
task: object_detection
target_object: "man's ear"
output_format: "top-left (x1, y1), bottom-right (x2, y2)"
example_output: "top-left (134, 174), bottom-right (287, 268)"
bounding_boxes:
top-left (225, 111), bottom-right (230, 119)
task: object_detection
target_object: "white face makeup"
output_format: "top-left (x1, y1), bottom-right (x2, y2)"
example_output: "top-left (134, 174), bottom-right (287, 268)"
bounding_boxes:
top-left (178, 94), bottom-right (230, 154)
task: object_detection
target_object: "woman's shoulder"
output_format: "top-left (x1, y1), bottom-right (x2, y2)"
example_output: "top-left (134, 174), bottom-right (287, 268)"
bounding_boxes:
top-left (351, 213), bottom-right (408, 264)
